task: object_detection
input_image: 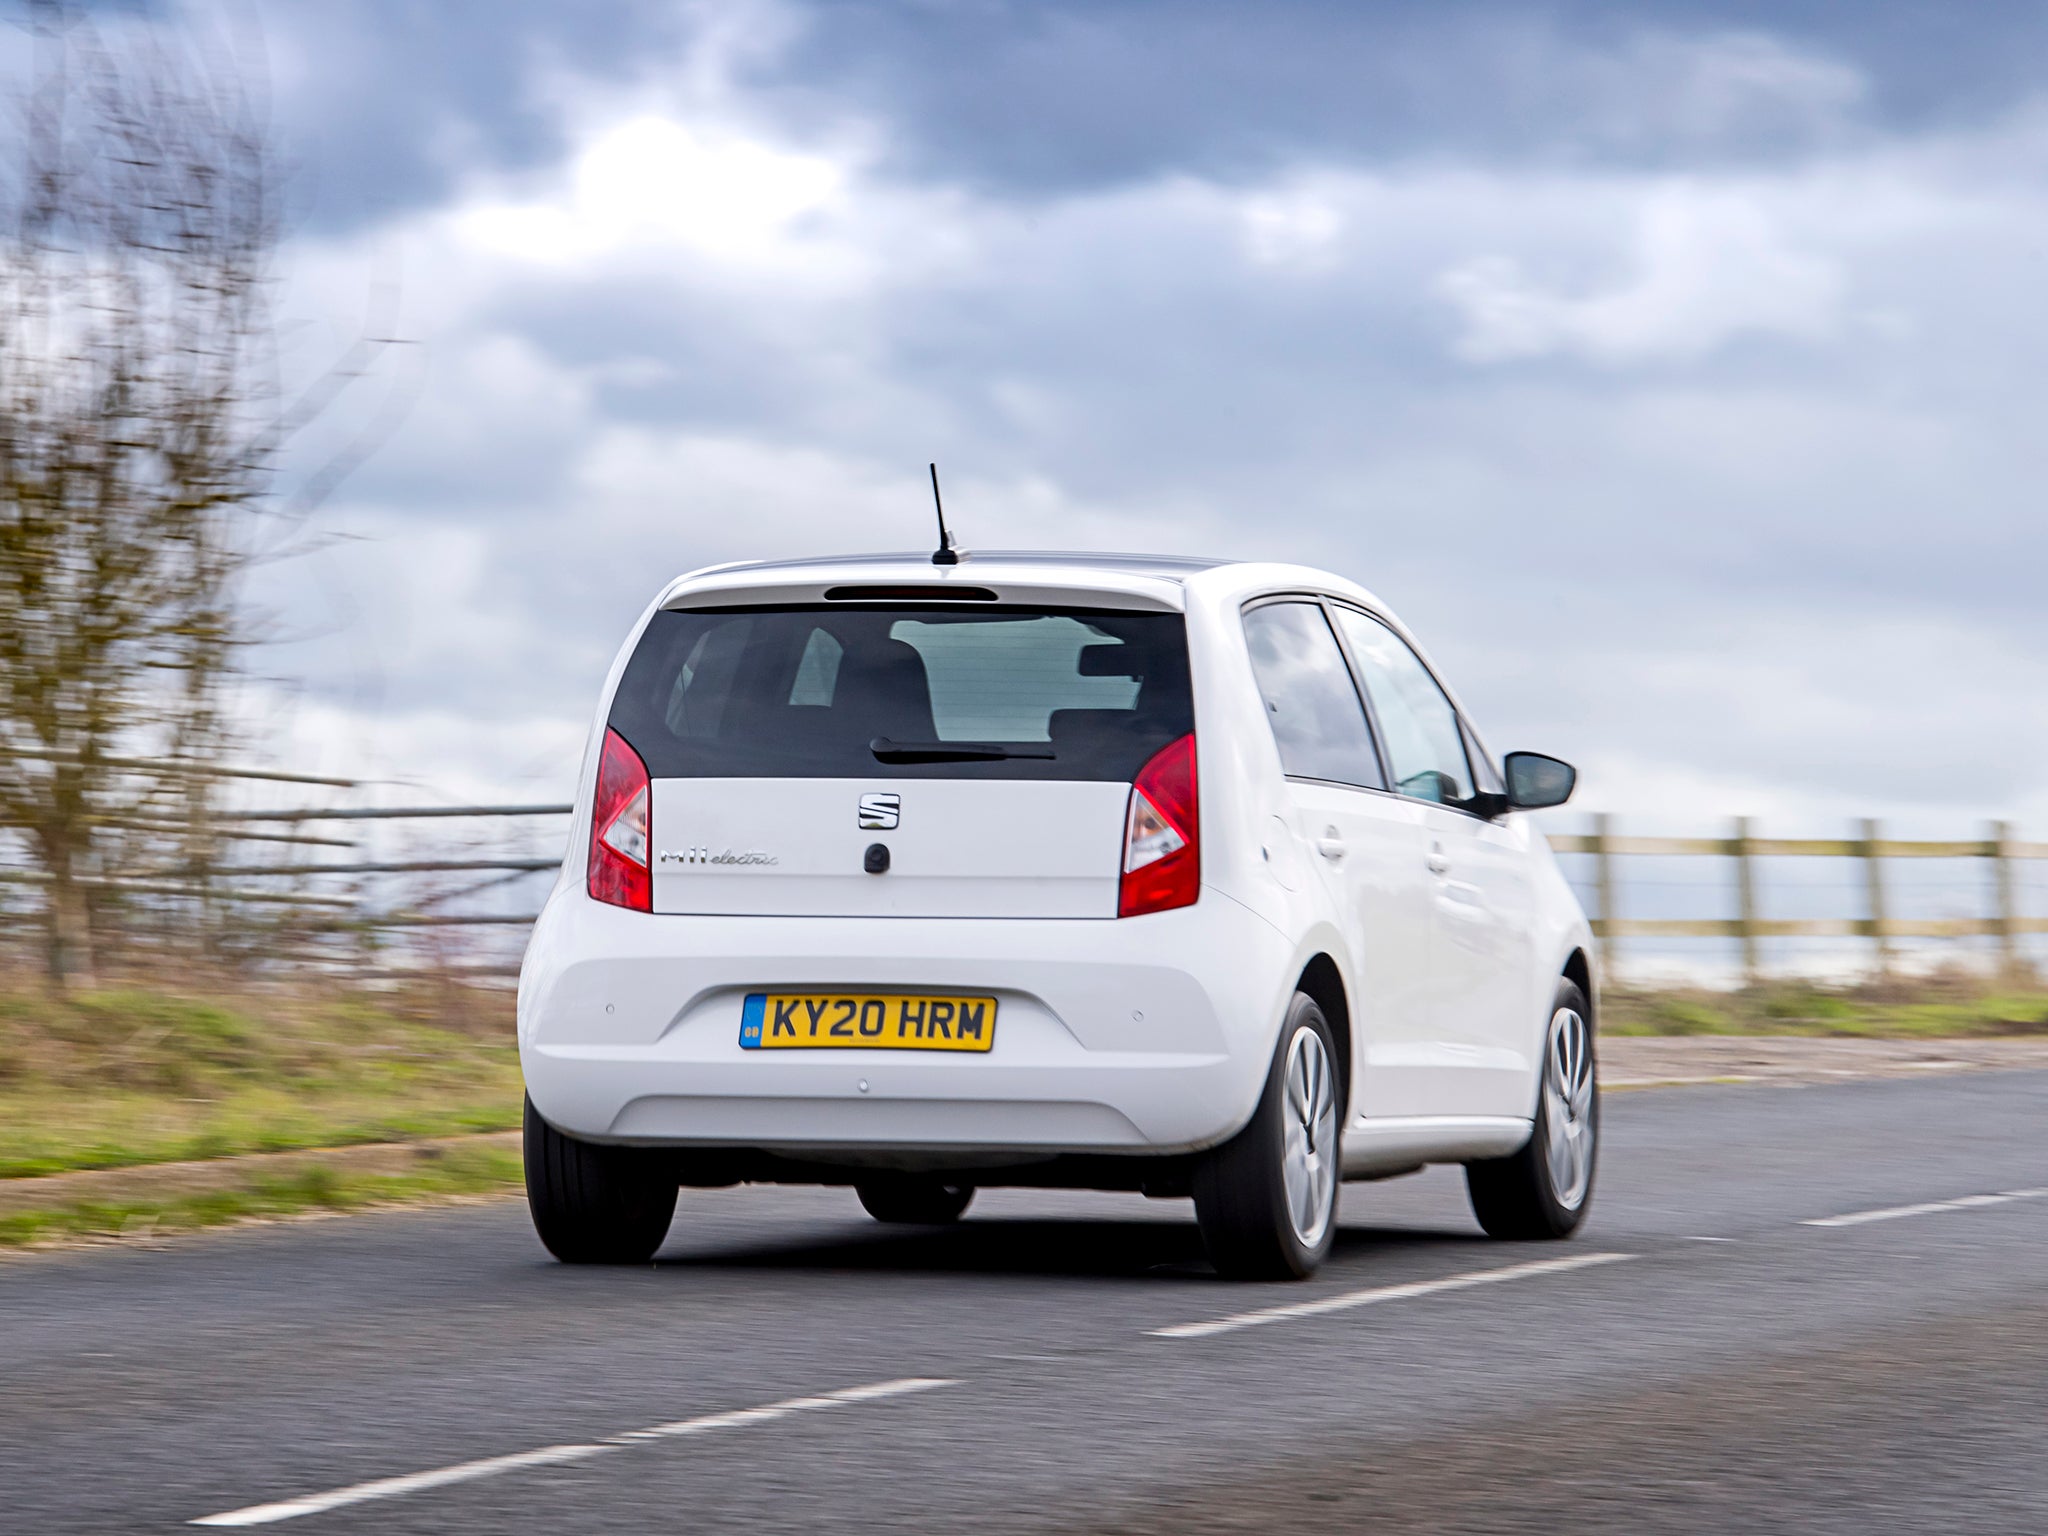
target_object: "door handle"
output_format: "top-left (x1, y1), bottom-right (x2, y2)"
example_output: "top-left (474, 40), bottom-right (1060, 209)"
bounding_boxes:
top-left (1426, 842), bottom-right (1450, 875)
top-left (1316, 827), bottom-right (1346, 861)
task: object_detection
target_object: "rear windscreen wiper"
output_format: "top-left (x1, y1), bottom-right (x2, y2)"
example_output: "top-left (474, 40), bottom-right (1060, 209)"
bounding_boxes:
top-left (869, 738), bottom-right (1057, 763)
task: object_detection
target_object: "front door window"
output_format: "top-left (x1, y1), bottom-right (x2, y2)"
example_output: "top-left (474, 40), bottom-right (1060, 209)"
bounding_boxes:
top-left (1330, 608), bottom-right (1473, 807)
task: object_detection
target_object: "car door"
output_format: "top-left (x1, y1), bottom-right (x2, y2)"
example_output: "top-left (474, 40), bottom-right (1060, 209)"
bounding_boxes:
top-left (1240, 601), bottom-right (1440, 1119)
top-left (1330, 606), bottom-right (1538, 1119)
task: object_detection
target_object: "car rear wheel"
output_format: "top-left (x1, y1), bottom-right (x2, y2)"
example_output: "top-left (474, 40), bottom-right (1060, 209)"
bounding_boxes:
top-left (856, 1176), bottom-right (975, 1224)
top-left (1466, 980), bottom-right (1597, 1240)
top-left (1193, 992), bottom-right (1341, 1280)
top-left (524, 1096), bottom-right (678, 1264)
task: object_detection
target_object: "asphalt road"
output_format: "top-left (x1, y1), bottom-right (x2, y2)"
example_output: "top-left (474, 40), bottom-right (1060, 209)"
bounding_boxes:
top-left (4, 1070), bottom-right (2046, 1534)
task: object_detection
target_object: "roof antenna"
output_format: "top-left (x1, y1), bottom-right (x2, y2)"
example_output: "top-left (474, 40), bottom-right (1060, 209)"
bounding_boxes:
top-left (928, 462), bottom-right (959, 566)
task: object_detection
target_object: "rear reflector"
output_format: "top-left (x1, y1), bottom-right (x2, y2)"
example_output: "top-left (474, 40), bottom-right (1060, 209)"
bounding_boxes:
top-left (1119, 733), bottom-right (1198, 917)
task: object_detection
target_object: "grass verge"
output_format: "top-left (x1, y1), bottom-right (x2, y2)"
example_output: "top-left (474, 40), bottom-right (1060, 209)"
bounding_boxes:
top-left (1602, 976), bottom-right (2048, 1037)
top-left (0, 1141), bottom-right (523, 1250)
top-left (0, 980), bottom-right (522, 1179)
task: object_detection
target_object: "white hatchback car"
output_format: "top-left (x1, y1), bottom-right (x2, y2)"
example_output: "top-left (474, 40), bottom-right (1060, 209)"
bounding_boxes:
top-left (520, 551), bottom-right (1597, 1278)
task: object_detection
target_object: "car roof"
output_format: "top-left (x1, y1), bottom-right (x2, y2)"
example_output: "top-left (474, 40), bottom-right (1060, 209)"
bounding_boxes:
top-left (684, 549), bottom-right (1232, 582)
top-left (658, 549), bottom-right (1242, 614)
top-left (657, 548), bottom-right (1397, 629)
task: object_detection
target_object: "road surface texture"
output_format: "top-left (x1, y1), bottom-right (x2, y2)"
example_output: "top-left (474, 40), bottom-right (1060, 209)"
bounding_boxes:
top-left (3, 1070), bottom-right (2045, 1533)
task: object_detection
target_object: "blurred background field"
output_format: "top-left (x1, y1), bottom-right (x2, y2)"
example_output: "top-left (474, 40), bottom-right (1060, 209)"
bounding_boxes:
top-left (1602, 974), bottom-right (2048, 1039)
top-left (0, 975), bottom-right (520, 1249)
top-left (0, 1140), bottom-right (521, 1251)
top-left (0, 979), bottom-right (518, 1181)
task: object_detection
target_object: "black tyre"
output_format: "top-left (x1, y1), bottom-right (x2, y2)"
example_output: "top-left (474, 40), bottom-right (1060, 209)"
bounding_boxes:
top-left (524, 1095), bottom-right (678, 1264)
top-left (1193, 993), bottom-right (1342, 1280)
top-left (1466, 979), bottom-right (1598, 1240)
top-left (855, 1176), bottom-right (975, 1224)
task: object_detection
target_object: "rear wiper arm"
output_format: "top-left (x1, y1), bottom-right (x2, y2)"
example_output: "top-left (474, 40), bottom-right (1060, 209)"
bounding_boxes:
top-left (869, 738), bottom-right (1056, 763)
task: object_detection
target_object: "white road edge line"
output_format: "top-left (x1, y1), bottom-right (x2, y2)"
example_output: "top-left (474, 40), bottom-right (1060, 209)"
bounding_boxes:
top-left (189, 1377), bottom-right (955, 1528)
top-left (1801, 1187), bottom-right (2048, 1228)
top-left (1147, 1251), bottom-right (1636, 1340)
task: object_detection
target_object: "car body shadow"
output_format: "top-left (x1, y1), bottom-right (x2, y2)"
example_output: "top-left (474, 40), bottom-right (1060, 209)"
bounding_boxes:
top-left (647, 1217), bottom-right (1485, 1282)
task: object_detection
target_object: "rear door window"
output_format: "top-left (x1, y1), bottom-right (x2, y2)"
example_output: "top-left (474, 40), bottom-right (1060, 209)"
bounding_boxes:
top-left (1241, 601), bottom-right (1385, 789)
top-left (609, 606), bottom-right (1192, 781)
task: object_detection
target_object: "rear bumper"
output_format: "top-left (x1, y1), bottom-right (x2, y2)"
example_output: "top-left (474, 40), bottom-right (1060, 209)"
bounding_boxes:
top-left (517, 886), bottom-right (1294, 1156)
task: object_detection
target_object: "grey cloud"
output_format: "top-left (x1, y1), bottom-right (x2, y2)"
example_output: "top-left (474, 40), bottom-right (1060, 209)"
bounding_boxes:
top-left (258, 0), bottom-right (691, 232)
top-left (150, 0), bottom-right (2048, 239)
top-left (748, 0), bottom-right (2018, 191)
top-left (219, 0), bottom-right (2048, 830)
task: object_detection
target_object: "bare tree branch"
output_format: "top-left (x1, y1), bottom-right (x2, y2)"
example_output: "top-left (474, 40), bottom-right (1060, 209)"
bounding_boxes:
top-left (0, 1), bottom-right (386, 984)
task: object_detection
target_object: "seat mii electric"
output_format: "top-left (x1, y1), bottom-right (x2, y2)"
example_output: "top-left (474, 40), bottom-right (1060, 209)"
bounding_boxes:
top-left (519, 551), bottom-right (1595, 1278)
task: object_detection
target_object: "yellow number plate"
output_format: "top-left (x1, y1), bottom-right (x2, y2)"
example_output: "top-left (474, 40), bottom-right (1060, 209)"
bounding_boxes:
top-left (740, 993), bottom-right (996, 1052)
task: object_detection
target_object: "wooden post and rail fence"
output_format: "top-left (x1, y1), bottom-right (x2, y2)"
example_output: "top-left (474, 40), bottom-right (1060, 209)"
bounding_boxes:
top-left (1551, 814), bottom-right (2046, 983)
top-left (3, 754), bottom-right (2043, 981)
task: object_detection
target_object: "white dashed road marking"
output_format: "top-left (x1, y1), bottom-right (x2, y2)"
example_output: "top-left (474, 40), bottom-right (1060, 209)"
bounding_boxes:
top-left (189, 1377), bottom-right (954, 1527)
top-left (1801, 1188), bottom-right (2048, 1228)
top-left (1146, 1251), bottom-right (1636, 1340)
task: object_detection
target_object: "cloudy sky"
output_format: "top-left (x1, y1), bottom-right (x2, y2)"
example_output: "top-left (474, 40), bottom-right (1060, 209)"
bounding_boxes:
top-left (98, 0), bottom-right (2048, 832)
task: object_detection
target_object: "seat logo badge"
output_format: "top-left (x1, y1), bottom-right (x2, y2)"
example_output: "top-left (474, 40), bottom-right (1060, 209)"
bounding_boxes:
top-left (658, 847), bottom-right (778, 866)
top-left (858, 792), bottom-right (901, 830)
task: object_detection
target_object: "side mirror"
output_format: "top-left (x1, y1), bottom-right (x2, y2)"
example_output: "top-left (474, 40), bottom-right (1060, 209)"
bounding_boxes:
top-left (1503, 751), bottom-right (1576, 810)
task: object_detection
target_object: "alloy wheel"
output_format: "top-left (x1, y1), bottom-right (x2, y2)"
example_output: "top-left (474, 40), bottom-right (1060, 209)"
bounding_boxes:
top-left (1280, 1025), bottom-right (1339, 1247)
top-left (1542, 1006), bottom-right (1596, 1210)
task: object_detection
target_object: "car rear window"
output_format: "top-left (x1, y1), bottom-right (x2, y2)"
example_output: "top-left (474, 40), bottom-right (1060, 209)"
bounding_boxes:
top-left (608, 605), bottom-right (1193, 780)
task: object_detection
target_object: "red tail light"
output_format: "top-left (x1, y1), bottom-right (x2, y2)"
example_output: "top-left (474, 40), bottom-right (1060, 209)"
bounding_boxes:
top-left (588, 728), bottom-right (651, 912)
top-left (1118, 733), bottom-right (1199, 918)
